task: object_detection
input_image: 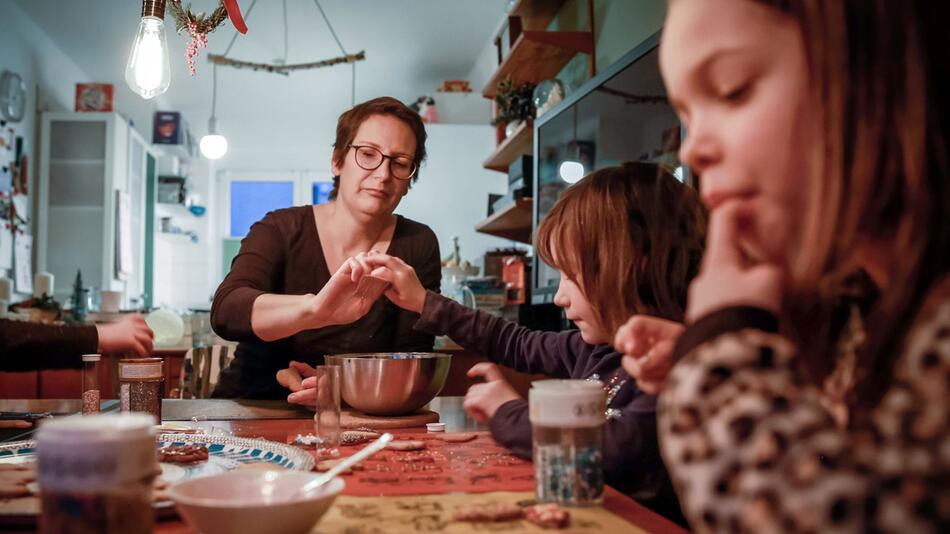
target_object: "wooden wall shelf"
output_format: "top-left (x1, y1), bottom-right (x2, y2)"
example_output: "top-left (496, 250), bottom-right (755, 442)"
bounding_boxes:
top-left (483, 121), bottom-right (532, 172)
top-left (510, 0), bottom-right (569, 30)
top-left (483, 31), bottom-right (594, 98)
top-left (475, 198), bottom-right (533, 243)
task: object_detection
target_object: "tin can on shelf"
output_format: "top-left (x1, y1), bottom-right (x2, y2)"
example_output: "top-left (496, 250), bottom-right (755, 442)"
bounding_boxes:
top-left (118, 358), bottom-right (164, 422)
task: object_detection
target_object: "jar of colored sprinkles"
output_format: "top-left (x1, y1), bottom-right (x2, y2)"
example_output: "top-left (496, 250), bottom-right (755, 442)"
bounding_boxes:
top-left (529, 380), bottom-right (606, 506)
top-left (117, 358), bottom-right (164, 423)
top-left (81, 354), bottom-right (101, 415)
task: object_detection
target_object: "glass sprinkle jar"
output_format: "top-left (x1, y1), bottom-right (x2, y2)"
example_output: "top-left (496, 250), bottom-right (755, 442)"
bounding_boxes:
top-left (117, 358), bottom-right (164, 423)
top-left (81, 354), bottom-right (101, 415)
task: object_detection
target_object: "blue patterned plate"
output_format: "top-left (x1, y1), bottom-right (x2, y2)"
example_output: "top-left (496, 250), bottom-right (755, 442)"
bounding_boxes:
top-left (0, 433), bottom-right (314, 523)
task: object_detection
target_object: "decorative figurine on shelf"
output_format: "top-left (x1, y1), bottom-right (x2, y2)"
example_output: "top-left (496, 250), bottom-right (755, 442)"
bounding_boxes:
top-left (69, 270), bottom-right (88, 323)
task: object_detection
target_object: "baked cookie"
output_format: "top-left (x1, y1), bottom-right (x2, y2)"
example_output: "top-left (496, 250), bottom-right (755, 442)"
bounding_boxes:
top-left (453, 502), bottom-right (524, 522)
top-left (386, 440), bottom-right (426, 451)
top-left (157, 444), bottom-right (209, 464)
top-left (525, 503), bottom-right (571, 529)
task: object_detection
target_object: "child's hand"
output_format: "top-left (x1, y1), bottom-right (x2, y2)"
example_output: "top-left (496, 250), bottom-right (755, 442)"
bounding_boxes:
top-left (614, 316), bottom-right (683, 395)
top-left (97, 314), bottom-right (154, 357)
top-left (687, 200), bottom-right (783, 321)
top-left (463, 363), bottom-right (521, 422)
top-left (363, 253), bottom-right (427, 313)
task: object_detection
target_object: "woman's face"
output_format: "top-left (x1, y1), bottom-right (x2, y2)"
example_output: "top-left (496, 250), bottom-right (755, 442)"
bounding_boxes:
top-left (660, 0), bottom-right (819, 266)
top-left (332, 114), bottom-right (415, 217)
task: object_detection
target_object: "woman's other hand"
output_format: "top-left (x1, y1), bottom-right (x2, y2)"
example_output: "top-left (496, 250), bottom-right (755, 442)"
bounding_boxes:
top-left (362, 253), bottom-right (427, 313)
top-left (614, 315), bottom-right (683, 395)
top-left (96, 314), bottom-right (154, 357)
top-left (687, 200), bottom-right (783, 321)
top-left (308, 252), bottom-right (386, 327)
top-left (463, 363), bottom-right (521, 422)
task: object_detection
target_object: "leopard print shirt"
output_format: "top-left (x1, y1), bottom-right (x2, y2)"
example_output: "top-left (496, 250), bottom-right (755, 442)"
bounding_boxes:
top-left (659, 284), bottom-right (950, 533)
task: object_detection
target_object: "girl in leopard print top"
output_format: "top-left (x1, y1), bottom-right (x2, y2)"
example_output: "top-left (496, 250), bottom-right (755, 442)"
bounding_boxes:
top-left (615, 0), bottom-right (949, 531)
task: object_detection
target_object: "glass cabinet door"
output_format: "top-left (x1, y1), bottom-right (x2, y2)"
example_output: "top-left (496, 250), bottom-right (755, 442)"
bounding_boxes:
top-left (533, 44), bottom-right (684, 303)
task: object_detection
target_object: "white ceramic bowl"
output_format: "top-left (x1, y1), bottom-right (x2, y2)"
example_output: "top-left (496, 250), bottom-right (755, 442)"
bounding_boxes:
top-left (167, 470), bottom-right (344, 534)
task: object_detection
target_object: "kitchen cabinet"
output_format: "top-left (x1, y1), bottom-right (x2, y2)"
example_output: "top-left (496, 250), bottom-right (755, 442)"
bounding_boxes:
top-left (36, 112), bottom-right (156, 306)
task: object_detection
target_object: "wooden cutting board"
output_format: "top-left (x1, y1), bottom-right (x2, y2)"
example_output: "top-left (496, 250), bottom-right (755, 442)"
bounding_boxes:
top-left (340, 409), bottom-right (439, 429)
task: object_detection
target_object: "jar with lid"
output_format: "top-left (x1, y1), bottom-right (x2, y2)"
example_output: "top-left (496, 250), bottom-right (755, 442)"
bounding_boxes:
top-left (37, 413), bottom-right (158, 533)
top-left (529, 379), bottom-right (606, 506)
top-left (117, 358), bottom-right (164, 422)
top-left (81, 354), bottom-right (101, 415)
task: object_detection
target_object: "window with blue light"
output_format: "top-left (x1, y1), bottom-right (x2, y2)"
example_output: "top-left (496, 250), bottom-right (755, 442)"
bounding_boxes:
top-left (312, 182), bottom-right (334, 205)
top-left (230, 181), bottom-right (294, 237)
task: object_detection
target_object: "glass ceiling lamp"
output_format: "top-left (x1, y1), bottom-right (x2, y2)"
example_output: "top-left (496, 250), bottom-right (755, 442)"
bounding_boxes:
top-left (125, 0), bottom-right (171, 99)
top-left (199, 65), bottom-right (228, 160)
top-left (559, 105), bottom-right (585, 184)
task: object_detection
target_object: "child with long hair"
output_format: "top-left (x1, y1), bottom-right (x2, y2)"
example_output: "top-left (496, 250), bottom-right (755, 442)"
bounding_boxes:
top-left (614, 0), bottom-right (950, 530)
top-left (361, 161), bottom-right (705, 522)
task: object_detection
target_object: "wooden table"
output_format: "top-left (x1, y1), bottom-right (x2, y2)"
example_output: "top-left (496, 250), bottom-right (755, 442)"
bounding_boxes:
top-left (0, 398), bottom-right (686, 533)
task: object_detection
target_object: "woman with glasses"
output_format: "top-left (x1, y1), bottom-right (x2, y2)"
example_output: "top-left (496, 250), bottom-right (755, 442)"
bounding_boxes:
top-left (210, 97), bottom-right (441, 400)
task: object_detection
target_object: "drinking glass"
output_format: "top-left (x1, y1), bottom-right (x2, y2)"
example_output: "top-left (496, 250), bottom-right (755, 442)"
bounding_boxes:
top-left (313, 365), bottom-right (342, 458)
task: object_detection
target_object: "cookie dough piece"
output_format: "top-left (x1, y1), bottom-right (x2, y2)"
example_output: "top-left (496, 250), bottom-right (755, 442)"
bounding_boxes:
top-left (386, 440), bottom-right (426, 451)
top-left (453, 502), bottom-right (524, 522)
top-left (433, 432), bottom-right (477, 443)
top-left (315, 458), bottom-right (365, 473)
top-left (157, 444), bottom-right (209, 464)
top-left (525, 503), bottom-right (571, 529)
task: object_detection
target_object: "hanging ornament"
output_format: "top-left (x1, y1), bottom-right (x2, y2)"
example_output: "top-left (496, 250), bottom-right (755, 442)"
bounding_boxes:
top-left (168, 0), bottom-right (246, 76)
top-left (185, 21), bottom-right (209, 76)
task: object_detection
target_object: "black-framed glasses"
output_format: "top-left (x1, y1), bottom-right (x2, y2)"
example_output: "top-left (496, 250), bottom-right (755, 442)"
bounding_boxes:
top-left (348, 144), bottom-right (417, 181)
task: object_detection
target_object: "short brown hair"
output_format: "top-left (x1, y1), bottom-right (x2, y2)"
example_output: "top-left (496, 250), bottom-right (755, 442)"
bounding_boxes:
top-left (329, 96), bottom-right (428, 199)
top-left (535, 162), bottom-right (706, 335)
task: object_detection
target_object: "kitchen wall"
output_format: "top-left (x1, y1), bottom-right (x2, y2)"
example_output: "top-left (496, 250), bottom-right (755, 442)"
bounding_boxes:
top-left (197, 113), bottom-right (515, 299)
top-left (0, 1), bottom-right (167, 302)
top-left (0, 1), bottom-right (90, 298)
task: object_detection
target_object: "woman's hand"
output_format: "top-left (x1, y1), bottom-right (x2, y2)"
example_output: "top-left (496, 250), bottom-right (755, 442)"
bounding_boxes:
top-left (463, 363), bottom-right (521, 422)
top-left (362, 253), bottom-right (427, 314)
top-left (687, 201), bottom-right (783, 322)
top-left (614, 316), bottom-right (684, 395)
top-left (285, 361), bottom-right (321, 408)
top-left (307, 252), bottom-right (388, 327)
top-left (96, 314), bottom-right (154, 357)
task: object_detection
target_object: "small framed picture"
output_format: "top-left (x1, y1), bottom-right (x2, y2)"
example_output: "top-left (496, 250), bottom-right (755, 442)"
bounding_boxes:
top-left (75, 83), bottom-right (114, 112)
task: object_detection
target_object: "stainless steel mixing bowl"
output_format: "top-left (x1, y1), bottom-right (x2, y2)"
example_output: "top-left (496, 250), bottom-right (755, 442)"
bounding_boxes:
top-left (323, 353), bottom-right (452, 416)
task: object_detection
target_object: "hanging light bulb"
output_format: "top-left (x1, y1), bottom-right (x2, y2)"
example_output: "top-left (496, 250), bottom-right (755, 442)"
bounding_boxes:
top-left (200, 65), bottom-right (228, 160)
top-left (559, 160), bottom-right (585, 184)
top-left (125, 0), bottom-right (171, 99)
top-left (560, 106), bottom-right (586, 184)
top-left (200, 118), bottom-right (228, 160)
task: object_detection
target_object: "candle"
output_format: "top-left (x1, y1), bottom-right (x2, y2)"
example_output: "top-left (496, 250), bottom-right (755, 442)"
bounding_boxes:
top-left (0, 277), bottom-right (11, 301)
top-left (34, 271), bottom-right (54, 298)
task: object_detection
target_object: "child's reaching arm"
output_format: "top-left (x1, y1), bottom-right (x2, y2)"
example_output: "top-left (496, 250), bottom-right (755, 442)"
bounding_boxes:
top-left (367, 253), bottom-right (580, 377)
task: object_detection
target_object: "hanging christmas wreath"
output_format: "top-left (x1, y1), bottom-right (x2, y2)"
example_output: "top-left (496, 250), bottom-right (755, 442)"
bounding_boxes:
top-left (167, 0), bottom-right (248, 75)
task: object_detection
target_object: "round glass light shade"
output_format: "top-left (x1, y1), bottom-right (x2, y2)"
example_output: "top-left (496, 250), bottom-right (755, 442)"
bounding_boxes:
top-left (199, 134), bottom-right (228, 160)
top-left (559, 161), bottom-right (585, 184)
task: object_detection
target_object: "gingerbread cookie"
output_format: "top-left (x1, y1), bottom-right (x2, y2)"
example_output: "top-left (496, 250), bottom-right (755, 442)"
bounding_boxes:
top-left (525, 503), bottom-right (571, 529)
top-left (315, 458), bottom-right (365, 474)
top-left (453, 502), bottom-right (524, 522)
top-left (157, 444), bottom-right (209, 464)
top-left (386, 440), bottom-right (426, 451)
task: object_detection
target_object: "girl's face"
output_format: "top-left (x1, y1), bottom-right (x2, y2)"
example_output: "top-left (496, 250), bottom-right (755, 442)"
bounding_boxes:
top-left (332, 114), bottom-right (414, 217)
top-left (660, 0), bottom-right (818, 266)
top-left (554, 274), bottom-right (609, 345)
